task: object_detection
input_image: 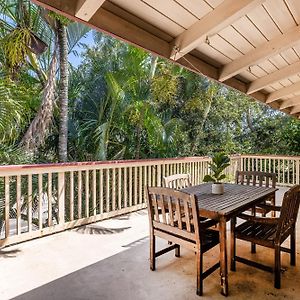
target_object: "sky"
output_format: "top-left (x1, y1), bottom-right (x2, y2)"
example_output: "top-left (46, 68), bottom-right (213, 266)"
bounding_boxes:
top-left (68, 30), bottom-right (94, 68)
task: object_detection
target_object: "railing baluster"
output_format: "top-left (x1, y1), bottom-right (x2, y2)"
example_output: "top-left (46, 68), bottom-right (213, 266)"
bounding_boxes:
top-left (157, 164), bottom-right (161, 187)
top-left (152, 165), bottom-right (156, 186)
top-left (292, 160), bottom-right (295, 185)
top-left (277, 159), bottom-right (280, 184)
top-left (147, 165), bottom-right (151, 187)
top-left (144, 165), bottom-right (147, 198)
top-left (78, 171), bottom-right (82, 218)
top-left (16, 175), bottom-right (21, 235)
top-left (124, 167), bottom-right (127, 208)
top-left (48, 173), bottom-right (53, 226)
top-left (296, 159), bottom-right (300, 184)
top-left (112, 168), bottom-right (116, 211)
top-left (106, 169), bottom-right (110, 212)
top-left (283, 160), bottom-right (285, 185)
top-left (85, 170), bottom-right (90, 217)
top-left (5, 176), bottom-right (10, 238)
top-left (129, 167), bottom-right (133, 207)
top-left (58, 172), bottom-right (65, 225)
top-left (134, 166), bottom-right (138, 205)
top-left (38, 174), bottom-right (43, 230)
top-left (118, 168), bottom-right (122, 209)
top-left (99, 169), bottom-right (103, 214)
top-left (287, 160), bottom-right (290, 184)
top-left (93, 169), bottom-right (97, 216)
top-left (28, 175), bottom-right (32, 233)
top-left (70, 171), bottom-right (74, 221)
top-left (139, 166), bottom-right (143, 204)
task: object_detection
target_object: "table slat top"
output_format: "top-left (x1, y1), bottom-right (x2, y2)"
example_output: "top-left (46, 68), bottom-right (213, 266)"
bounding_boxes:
top-left (182, 183), bottom-right (278, 218)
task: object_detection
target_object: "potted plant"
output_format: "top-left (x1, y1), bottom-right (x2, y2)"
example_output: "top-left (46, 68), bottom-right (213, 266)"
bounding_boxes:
top-left (203, 152), bottom-right (230, 194)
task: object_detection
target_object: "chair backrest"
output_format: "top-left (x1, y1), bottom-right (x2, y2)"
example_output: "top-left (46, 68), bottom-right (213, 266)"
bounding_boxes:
top-left (146, 187), bottom-right (200, 247)
top-left (276, 185), bottom-right (300, 243)
top-left (163, 174), bottom-right (191, 189)
top-left (236, 171), bottom-right (276, 188)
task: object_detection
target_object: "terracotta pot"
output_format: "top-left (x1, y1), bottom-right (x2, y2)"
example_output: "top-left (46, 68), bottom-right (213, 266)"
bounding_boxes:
top-left (212, 183), bottom-right (224, 195)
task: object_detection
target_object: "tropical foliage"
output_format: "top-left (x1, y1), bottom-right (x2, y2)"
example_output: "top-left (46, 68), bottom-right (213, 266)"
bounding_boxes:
top-left (0, 1), bottom-right (299, 166)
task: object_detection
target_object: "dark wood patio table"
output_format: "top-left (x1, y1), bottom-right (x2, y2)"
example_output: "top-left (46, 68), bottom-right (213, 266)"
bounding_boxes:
top-left (182, 183), bottom-right (278, 296)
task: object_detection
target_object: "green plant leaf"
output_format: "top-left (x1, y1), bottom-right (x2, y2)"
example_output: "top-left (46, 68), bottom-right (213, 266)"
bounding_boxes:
top-left (203, 174), bottom-right (216, 183)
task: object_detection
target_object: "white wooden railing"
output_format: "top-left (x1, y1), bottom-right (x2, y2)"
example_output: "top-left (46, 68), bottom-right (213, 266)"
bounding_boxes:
top-left (0, 154), bottom-right (298, 247)
top-left (240, 155), bottom-right (300, 186)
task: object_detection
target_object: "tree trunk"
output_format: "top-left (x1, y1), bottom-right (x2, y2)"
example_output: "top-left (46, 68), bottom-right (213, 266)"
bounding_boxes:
top-left (20, 46), bottom-right (58, 152)
top-left (57, 21), bottom-right (69, 162)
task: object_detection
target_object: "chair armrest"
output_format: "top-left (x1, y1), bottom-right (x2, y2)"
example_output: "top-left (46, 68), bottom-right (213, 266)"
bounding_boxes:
top-left (256, 203), bottom-right (281, 211)
top-left (238, 213), bottom-right (280, 224)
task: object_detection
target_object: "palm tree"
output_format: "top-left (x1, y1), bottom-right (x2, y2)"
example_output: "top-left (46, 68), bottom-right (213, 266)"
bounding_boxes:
top-left (57, 18), bottom-right (69, 162)
top-left (0, 0), bottom-right (90, 157)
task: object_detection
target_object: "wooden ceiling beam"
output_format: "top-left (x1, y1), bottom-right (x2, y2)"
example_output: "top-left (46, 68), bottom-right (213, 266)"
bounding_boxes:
top-left (75, 0), bottom-right (106, 21)
top-left (34, 0), bottom-right (295, 115)
top-left (266, 81), bottom-right (300, 103)
top-left (170, 0), bottom-right (265, 60)
top-left (247, 61), bottom-right (300, 94)
top-left (219, 25), bottom-right (300, 82)
top-left (290, 105), bottom-right (300, 115)
top-left (280, 96), bottom-right (300, 109)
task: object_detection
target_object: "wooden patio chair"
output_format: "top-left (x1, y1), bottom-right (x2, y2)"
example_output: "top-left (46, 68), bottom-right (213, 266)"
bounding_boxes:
top-left (231, 185), bottom-right (300, 289)
top-left (236, 170), bottom-right (277, 215)
top-left (146, 187), bottom-right (220, 296)
top-left (163, 173), bottom-right (191, 189)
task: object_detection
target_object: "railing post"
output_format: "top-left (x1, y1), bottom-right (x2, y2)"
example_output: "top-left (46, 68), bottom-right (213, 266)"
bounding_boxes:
top-left (58, 172), bottom-right (65, 225)
top-left (239, 154), bottom-right (243, 171)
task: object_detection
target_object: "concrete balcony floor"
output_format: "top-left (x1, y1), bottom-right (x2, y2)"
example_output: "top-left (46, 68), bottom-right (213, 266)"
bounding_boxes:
top-left (1, 187), bottom-right (300, 300)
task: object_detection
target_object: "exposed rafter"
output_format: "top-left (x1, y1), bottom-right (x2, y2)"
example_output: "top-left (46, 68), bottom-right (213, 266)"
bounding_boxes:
top-left (280, 96), bottom-right (300, 109)
top-left (247, 61), bottom-right (300, 94)
top-left (32, 0), bottom-right (292, 118)
top-left (266, 81), bottom-right (300, 103)
top-left (290, 105), bottom-right (300, 115)
top-left (75, 0), bottom-right (106, 21)
top-left (169, 0), bottom-right (266, 60)
top-left (219, 25), bottom-right (300, 82)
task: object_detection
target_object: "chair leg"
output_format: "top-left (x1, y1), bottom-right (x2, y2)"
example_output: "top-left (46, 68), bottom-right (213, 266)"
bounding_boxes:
top-left (175, 244), bottom-right (180, 257)
top-left (150, 234), bottom-right (156, 271)
top-left (251, 207), bottom-right (256, 253)
top-left (230, 217), bottom-right (236, 271)
top-left (291, 229), bottom-right (296, 266)
top-left (274, 245), bottom-right (281, 289)
top-left (196, 250), bottom-right (203, 296)
top-left (271, 197), bottom-right (276, 218)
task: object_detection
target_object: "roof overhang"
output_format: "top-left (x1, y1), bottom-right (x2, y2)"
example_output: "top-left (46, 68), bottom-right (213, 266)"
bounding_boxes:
top-left (32, 0), bottom-right (300, 119)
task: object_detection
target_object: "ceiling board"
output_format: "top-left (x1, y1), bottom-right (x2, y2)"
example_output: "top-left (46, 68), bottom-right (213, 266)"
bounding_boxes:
top-left (143, 0), bottom-right (198, 29)
top-left (175, 0), bottom-right (212, 19)
top-left (263, 0), bottom-right (296, 32)
top-left (246, 5), bottom-right (281, 40)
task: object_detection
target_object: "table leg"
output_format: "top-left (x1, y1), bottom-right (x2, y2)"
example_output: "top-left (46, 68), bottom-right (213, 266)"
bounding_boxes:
top-left (219, 217), bottom-right (228, 296)
top-left (251, 206), bottom-right (256, 253)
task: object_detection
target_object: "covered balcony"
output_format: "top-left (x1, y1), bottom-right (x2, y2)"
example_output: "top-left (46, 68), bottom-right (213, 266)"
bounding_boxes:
top-left (2, 0), bottom-right (300, 299)
top-left (0, 155), bottom-right (299, 299)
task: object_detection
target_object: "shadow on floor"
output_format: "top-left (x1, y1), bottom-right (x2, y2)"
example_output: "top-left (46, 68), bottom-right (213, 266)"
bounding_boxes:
top-left (0, 248), bottom-right (21, 258)
top-left (72, 225), bottom-right (131, 235)
top-left (10, 236), bottom-right (300, 300)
